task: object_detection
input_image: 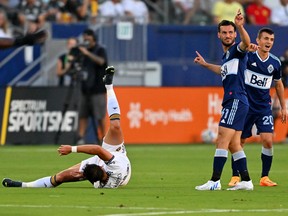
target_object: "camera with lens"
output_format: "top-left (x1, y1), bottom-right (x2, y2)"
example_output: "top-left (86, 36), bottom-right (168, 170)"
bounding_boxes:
top-left (69, 46), bottom-right (82, 59)
top-left (67, 43), bottom-right (89, 81)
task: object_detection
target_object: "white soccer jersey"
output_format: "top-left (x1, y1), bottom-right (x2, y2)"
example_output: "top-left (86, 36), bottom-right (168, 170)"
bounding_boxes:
top-left (79, 143), bottom-right (131, 188)
top-left (96, 152), bottom-right (131, 188)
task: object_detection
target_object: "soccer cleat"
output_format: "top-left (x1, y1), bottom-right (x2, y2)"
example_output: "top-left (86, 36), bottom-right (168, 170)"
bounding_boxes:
top-left (260, 176), bottom-right (277, 186)
top-left (228, 176), bottom-right (240, 186)
top-left (227, 180), bottom-right (253, 190)
top-left (103, 66), bottom-right (115, 85)
top-left (195, 180), bottom-right (221, 191)
top-left (2, 178), bottom-right (22, 187)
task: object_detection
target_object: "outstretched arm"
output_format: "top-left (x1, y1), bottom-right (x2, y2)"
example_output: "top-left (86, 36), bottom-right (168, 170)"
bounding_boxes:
top-left (234, 9), bottom-right (250, 52)
top-left (194, 51), bottom-right (221, 74)
top-left (58, 145), bottom-right (113, 162)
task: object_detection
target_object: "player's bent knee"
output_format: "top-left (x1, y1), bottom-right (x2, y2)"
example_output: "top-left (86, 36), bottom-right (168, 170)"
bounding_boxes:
top-left (110, 120), bottom-right (121, 132)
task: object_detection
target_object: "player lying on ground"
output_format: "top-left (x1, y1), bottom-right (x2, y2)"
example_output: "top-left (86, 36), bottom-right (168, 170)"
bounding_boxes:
top-left (2, 66), bottom-right (131, 189)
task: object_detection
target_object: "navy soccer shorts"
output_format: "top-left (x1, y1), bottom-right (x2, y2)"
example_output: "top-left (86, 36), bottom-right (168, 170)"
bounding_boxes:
top-left (241, 110), bottom-right (274, 139)
top-left (219, 99), bottom-right (249, 131)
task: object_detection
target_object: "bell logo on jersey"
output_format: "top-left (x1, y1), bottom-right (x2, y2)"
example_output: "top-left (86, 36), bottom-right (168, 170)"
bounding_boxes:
top-left (245, 70), bottom-right (272, 89)
top-left (250, 74), bottom-right (268, 87)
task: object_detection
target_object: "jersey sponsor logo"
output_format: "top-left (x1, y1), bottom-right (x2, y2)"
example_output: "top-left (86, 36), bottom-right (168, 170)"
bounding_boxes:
top-left (221, 59), bottom-right (239, 81)
top-left (251, 62), bottom-right (257, 67)
top-left (244, 69), bottom-right (272, 89)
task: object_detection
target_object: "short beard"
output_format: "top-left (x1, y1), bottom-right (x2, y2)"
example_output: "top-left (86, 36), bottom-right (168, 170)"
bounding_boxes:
top-left (222, 39), bottom-right (235, 48)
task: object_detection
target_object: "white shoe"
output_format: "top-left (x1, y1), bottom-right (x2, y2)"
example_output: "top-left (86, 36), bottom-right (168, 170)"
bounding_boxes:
top-left (76, 138), bottom-right (85, 145)
top-left (227, 180), bottom-right (254, 191)
top-left (195, 180), bottom-right (221, 191)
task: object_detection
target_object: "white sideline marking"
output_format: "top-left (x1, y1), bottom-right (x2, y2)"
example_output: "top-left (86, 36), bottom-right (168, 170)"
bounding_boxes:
top-left (0, 204), bottom-right (171, 210)
top-left (103, 209), bottom-right (288, 216)
top-left (0, 205), bottom-right (288, 215)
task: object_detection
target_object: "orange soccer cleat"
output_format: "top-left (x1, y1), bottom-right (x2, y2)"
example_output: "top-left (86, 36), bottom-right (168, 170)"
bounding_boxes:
top-left (260, 176), bottom-right (277, 186)
top-left (228, 176), bottom-right (240, 187)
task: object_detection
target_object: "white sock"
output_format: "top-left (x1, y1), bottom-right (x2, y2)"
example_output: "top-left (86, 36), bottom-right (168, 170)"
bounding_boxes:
top-left (106, 84), bottom-right (120, 117)
top-left (22, 176), bottom-right (53, 188)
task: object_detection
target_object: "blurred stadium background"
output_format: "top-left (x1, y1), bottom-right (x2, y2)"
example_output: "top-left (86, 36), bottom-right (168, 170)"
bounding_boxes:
top-left (0, 0), bottom-right (288, 146)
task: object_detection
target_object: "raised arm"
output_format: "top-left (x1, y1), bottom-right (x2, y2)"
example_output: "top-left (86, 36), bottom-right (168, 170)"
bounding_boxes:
top-left (234, 9), bottom-right (250, 52)
top-left (194, 51), bottom-right (221, 74)
top-left (58, 145), bottom-right (113, 162)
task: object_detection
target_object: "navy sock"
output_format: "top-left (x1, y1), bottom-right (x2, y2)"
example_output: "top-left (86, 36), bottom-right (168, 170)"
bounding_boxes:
top-left (261, 153), bottom-right (272, 177)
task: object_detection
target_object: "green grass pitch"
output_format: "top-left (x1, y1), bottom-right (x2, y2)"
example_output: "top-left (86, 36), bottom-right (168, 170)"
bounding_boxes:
top-left (0, 143), bottom-right (288, 216)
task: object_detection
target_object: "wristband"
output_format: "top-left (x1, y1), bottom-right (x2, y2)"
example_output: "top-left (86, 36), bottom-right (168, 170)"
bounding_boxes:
top-left (71, 146), bottom-right (77, 153)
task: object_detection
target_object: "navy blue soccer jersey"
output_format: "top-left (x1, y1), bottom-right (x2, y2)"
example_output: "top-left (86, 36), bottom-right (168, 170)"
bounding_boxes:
top-left (244, 51), bottom-right (282, 113)
top-left (220, 42), bottom-right (249, 105)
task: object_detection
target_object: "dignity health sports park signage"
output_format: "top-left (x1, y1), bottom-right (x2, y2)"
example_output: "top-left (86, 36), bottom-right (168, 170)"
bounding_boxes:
top-left (0, 87), bottom-right (80, 145)
top-left (1, 87), bottom-right (287, 145)
top-left (114, 87), bottom-right (287, 144)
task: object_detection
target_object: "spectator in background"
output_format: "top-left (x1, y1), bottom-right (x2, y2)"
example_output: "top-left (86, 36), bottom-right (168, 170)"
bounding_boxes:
top-left (280, 48), bottom-right (288, 87)
top-left (0, 28), bottom-right (46, 49)
top-left (52, 0), bottom-right (89, 23)
top-left (245, 0), bottom-right (271, 25)
top-left (212, 0), bottom-right (245, 24)
top-left (172, 0), bottom-right (201, 25)
top-left (0, 9), bottom-right (12, 38)
top-left (271, 0), bottom-right (288, 26)
top-left (56, 37), bottom-right (78, 86)
top-left (99, 0), bottom-right (125, 24)
top-left (143, 0), bottom-right (161, 23)
top-left (17, 0), bottom-right (46, 32)
top-left (122, 0), bottom-right (149, 24)
top-left (0, 0), bottom-right (21, 36)
top-left (44, 0), bottom-right (61, 22)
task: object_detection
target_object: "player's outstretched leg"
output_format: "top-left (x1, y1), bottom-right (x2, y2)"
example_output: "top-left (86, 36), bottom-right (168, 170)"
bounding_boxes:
top-left (2, 176), bottom-right (56, 188)
top-left (102, 66), bottom-right (123, 146)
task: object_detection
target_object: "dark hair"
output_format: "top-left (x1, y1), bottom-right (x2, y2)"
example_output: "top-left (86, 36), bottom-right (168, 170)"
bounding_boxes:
top-left (218, 20), bottom-right (236, 32)
top-left (83, 164), bottom-right (104, 184)
top-left (257, 27), bottom-right (274, 39)
top-left (83, 29), bottom-right (97, 41)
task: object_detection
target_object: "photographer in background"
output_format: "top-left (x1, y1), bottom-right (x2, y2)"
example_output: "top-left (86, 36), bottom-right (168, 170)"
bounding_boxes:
top-left (56, 37), bottom-right (78, 86)
top-left (76, 29), bottom-right (108, 145)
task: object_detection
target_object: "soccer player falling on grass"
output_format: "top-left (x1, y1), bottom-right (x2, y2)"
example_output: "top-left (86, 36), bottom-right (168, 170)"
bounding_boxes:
top-left (228, 27), bottom-right (287, 187)
top-left (194, 10), bottom-right (253, 190)
top-left (2, 66), bottom-right (131, 189)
